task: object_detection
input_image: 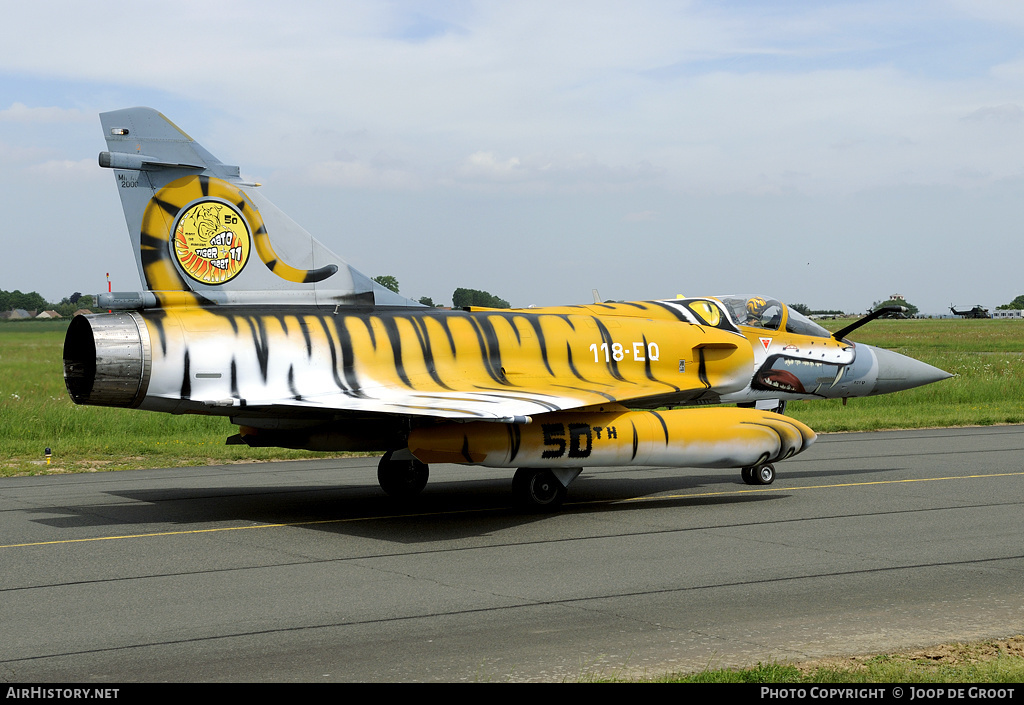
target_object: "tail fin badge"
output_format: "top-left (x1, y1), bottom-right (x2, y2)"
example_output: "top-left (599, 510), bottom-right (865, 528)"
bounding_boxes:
top-left (172, 200), bottom-right (251, 285)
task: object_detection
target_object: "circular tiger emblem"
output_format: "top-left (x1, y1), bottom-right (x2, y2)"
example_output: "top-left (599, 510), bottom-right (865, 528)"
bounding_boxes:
top-left (172, 199), bottom-right (251, 284)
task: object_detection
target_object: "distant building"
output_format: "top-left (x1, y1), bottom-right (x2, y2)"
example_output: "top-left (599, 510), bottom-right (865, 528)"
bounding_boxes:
top-left (889, 293), bottom-right (906, 301)
top-left (992, 309), bottom-right (1024, 319)
top-left (36, 310), bottom-right (63, 319)
top-left (1, 309), bottom-right (34, 320)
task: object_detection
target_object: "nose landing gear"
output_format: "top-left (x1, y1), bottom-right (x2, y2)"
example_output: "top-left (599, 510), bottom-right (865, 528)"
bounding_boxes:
top-left (741, 463), bottom-right (775, 486)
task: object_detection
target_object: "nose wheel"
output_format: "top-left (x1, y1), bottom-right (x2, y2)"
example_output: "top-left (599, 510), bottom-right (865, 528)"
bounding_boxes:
top-left (741, 463), bottom-right (775, 485)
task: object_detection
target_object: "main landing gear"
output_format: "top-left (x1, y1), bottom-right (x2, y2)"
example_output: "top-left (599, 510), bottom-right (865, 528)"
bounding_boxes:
top-left (741, 462), bottom-right (775, 486)
top-left (377, 450), bottom-right (429, 498)
top-left (511, 468), bottom-right (581, 512)
top-left (377, 452), bottom-right (581, 512)
top-left (512, 469), bottom-right (565, 512)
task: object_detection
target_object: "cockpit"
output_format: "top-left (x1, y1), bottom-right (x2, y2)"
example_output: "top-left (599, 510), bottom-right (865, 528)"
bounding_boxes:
top-left (715, 296), bottom-right (831, 339)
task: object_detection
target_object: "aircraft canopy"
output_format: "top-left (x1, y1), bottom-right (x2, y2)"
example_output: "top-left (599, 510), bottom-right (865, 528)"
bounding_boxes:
top-left (715, 296), bottom-right (831, 338)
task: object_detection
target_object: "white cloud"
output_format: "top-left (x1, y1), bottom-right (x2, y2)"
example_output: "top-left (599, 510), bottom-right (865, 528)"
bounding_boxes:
top-left (961, 104), bottom-right (1024, 123)
top-left (0, 103), bottom-right (88, 123)
top-left (947, 0), bottom-right (1024, 27)
top-left (27, 158), bottom-right (98, 179)
top-left (0, 3), bottom-right (1017, 195)
top-left (296, 159), bottom-right (421, 190)
top-left (1, 1), bottom-right (1024, 313)
top-left (0, 140), bottom-right (45, 164)
top-left (456, 152), bottom-right (525, 182)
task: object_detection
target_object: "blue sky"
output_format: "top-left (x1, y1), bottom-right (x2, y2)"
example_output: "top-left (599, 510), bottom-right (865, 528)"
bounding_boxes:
top-left (2, 0), bottom-right (1023, 314)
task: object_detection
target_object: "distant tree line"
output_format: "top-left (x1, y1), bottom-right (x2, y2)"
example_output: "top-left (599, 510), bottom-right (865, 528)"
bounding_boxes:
top-left (372, 275), bottom-right (400, 294)
top-left (374, 275), bottom-right (511, 309)
top-left (0, 289), bottom-right (100, 317)
top-left (997, 295), bottom-right (1024, 310)
top-left (778, 301), bottom-right (843, 315)
top-left (872, 298), bottom-right (918, 317)
top-left (452, 288), bottom-right (510, 309)
top-left (0, 289), bottom-right (49, 313)
top-left (6, 278), bottom-right (517, 317)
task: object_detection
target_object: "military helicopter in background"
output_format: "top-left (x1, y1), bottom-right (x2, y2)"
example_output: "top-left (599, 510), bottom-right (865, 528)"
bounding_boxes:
top-left (950, 304), bottom-right (991, 319)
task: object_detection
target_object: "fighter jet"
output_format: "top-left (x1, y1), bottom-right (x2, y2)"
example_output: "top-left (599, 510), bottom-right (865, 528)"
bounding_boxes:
top-left (63, 108), bottom-right (952, 510)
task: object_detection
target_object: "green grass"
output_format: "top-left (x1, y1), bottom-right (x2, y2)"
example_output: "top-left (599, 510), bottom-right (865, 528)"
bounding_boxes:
top-left (666, 657), bottom-right (1024, 683)
top-left (575, 636), bottom-right (1024, 683)
top-left (3, 317), bottom-right (1023, 476)
top-left (624, 636), bottom-right (1024, 683)
top-left (788, 319), bottom-right (1024, 431)
top-left (0, 319), bottom-right (332, 475)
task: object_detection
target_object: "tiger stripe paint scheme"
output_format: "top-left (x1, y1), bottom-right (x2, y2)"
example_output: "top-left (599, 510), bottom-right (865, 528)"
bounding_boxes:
top-left (64, 107), bottom-right (952, 510)
top-left (67, 300), bottom-right (753, 419)
top-left (409, 407), bottom-right (814, 470)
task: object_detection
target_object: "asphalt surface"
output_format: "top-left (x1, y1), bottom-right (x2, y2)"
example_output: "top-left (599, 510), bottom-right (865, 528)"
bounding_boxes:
top-left (2, 425), bottom-right (1023, 682)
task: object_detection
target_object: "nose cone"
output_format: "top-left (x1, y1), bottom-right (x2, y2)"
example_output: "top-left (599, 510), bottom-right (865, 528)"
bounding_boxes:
top-left (870, 346), bottom-right (953, 395)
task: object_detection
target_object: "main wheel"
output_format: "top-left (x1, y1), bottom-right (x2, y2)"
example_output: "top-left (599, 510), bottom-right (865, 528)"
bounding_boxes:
top-left (512, 468), bottom-right (567, 512)
top-left (742, 462), bottom-right (775, 486)
top-left (377, 451), bottom-right (429, 498)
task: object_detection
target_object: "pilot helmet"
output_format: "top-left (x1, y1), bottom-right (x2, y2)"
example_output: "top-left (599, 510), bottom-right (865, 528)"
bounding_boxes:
top-left (746, 296), bottom-right (768, 320)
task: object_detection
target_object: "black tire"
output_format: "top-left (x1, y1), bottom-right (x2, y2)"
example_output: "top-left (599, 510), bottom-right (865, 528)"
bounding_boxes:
top-left (512, 468), bottom-right (566, 512)
top-left (744, 463), bottom-right (775, 486)
top-left (377, 451), bottom-right (429, 498)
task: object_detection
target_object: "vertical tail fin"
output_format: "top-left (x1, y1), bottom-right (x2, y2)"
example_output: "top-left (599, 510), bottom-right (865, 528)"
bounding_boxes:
top-left (98, 107), bottom-right (416, 308)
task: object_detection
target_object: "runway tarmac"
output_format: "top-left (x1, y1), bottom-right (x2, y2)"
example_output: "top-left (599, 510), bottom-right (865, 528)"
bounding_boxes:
top-left (2, 425), bottom-right (1023, 682)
